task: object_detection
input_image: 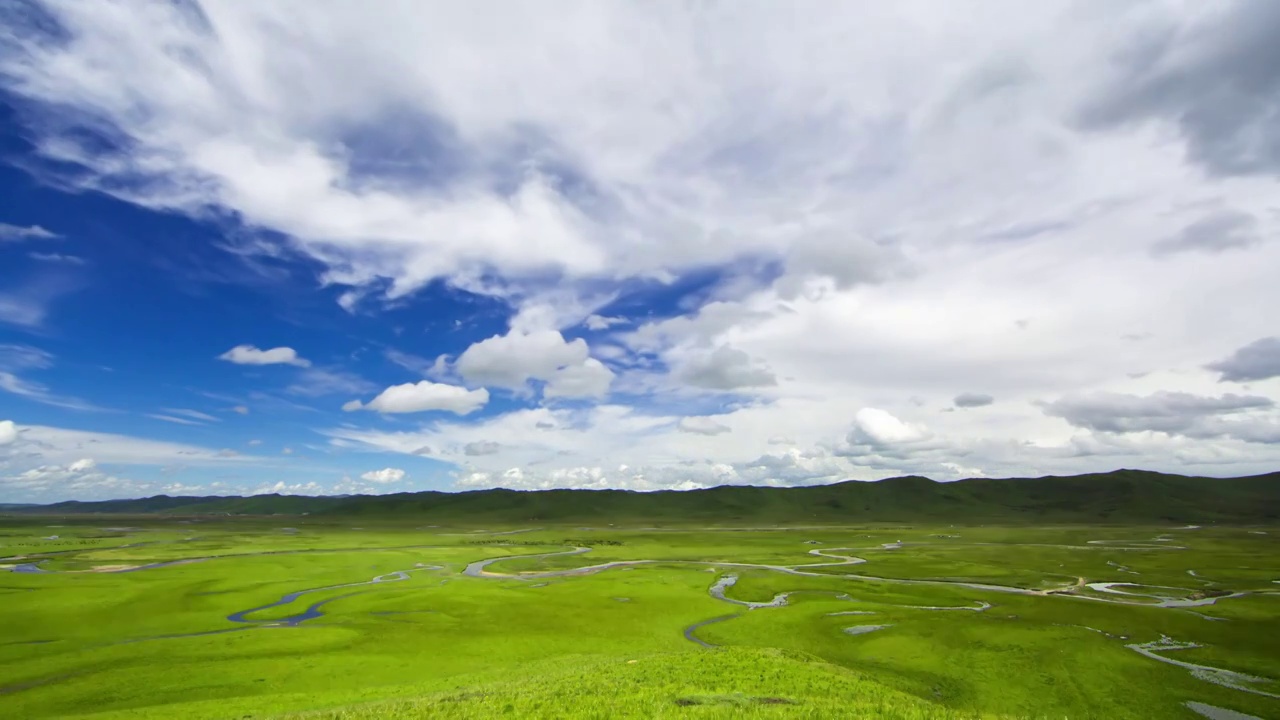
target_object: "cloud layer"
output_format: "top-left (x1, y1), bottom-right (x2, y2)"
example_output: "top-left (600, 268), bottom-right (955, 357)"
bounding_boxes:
top-left (2, 1), bottom-right (1279, 495)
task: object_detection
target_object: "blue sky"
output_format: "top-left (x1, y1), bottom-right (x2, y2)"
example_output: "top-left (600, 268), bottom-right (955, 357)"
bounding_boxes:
top-left (2, 1), bottom-right (1279, 502)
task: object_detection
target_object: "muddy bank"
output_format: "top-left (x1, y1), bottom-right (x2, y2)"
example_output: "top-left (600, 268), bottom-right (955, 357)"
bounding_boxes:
top-left (226, 570), bottom-right (413, 626)
top-left (1127, 636), bottom-right (1280, 699)
top-left (708, 575), bottom-right (789, 609)
top-left (843, 624), bottom-right (892, 636)
top-left (1185, 701), bottom-right (1264, 720)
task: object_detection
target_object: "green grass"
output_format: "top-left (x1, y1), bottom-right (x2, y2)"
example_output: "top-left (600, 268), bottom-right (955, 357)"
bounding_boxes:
top-left (279, 648), bottom-right (987, 719)
top-left (0, 516), bottom-right (1277, 719)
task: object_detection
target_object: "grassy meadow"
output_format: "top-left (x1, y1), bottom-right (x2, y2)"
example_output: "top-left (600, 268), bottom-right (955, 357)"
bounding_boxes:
top-left (1, 516), bottom-right (1277, 719)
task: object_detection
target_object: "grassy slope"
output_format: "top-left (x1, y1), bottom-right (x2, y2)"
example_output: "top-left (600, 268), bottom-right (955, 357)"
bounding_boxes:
top-left (20, 470), bottom-right (1280, 523)
top-left (277, 648), bottom-right (988, 720)
top-left (2, 522), bottom-right (1276, 719)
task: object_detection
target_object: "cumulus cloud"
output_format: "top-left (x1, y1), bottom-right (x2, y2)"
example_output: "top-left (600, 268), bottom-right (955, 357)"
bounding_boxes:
top-left (677, 416), bottom-right (732, 436)
top-left (1206, 337), bottom-right (1280, 383)
top-left (0, 420), bottom-right (17, 446)
top-left (68, 458), bottom-right (96, 473)
top-left (1042, 391), bottom-right (1278, 443)
top-left (218, 345), bottom-right (310, 367)
top-left (344, 380), bottom-right (489, 415)
top-left (360, 467), bottom-right (406, 483)
top-left (954, 393), bottom-right (995, 408)
top-left (4, 462), bottom-right (126, 496)
top-left (456, 330), bottom-right (613, 398)
top-left (544, 358), bottom-right (614, 399)
top-left (775, 232), bottom-right (911, 299)
top-left (679, 345), bottom-right (776, 391)
top-left (848, 408), bottom-right (931, 446)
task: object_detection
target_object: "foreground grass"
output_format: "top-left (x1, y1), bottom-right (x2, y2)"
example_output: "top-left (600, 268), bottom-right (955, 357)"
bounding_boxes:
top-left (280, 648), bottom-right (989, 720)
top-left (1, 517), bottom-right (1276, 719)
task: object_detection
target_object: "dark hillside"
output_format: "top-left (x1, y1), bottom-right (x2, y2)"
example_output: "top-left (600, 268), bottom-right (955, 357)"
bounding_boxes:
top-left (14, 469), bottom-right (1279, 523)
top-left (12, 466), bottom-right (1280, 520)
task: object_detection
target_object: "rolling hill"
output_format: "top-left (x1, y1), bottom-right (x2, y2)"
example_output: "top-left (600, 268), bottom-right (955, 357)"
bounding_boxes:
top-left (9, 469), bottom-right (1279, 523)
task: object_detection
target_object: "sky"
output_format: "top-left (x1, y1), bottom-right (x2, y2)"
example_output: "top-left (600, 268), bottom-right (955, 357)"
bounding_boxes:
top-left (1, 0), bottom-right (1278, 503)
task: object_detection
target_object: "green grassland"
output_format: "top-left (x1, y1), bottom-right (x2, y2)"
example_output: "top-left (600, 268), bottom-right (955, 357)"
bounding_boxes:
top-left (2, 510), bottom-right (1277, 720)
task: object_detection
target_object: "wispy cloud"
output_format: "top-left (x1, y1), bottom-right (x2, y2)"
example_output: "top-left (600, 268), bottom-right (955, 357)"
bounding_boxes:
top-left (0, 274), bottom-right (82, 330)
top-left (161, 408), bottom-right (221, 423)
top-left (28, 252), bottom-right (85, 264)
top-left (0, 223), bottom-right (58, 242)
top-left (0, 345), bottom-right (102, 411)
top-left (146, 413), bottom-right (203, 426)
top-left (287, 367), bottom-right (376, 398)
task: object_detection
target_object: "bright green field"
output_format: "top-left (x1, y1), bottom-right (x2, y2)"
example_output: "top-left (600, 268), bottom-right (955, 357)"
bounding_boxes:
top-left (1, 518), bottom-right (1277, 719)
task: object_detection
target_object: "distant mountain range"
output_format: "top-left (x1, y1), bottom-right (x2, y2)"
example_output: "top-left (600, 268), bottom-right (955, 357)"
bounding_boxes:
top-left (7, 469), bottom-right (1278, 523)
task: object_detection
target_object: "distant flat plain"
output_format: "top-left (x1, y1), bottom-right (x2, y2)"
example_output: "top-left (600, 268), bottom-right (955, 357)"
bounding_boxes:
top-left (1, 516), bottom-right (1277, 719)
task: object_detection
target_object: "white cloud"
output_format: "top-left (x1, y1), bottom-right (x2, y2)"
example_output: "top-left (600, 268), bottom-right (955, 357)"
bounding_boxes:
top-left (0, 423), bottom-right (258, 466)
top-left (0, 223), bottom-right (58, 242)
top-left (456, 330), bottom-right (613, 398)
top-left (678, 345), bottom-right (776, 391)
top-left (163, 408), bottom-right (220, 423)
top-left (218, 345), bottom-right (310, 367)
top-left (360, 467), bottom-right (406, 483)
top-left (848, 408), bottom-right (931, 446)
top-left (0, 296), bottom-right (46, 328)
top-left (147, 408), bottom-right (220, 425)
top-left (0, 420), bottom-right (17, 446)
top-left (28, 252), bottom-right (84, 264)
top-left (544, 358), bottom-right (614, 399)
top-left (345, 380), bottom-right (489, 415)
top-left (585, 315), bottom-right (625, 331)
top-left (68, 458), bottom-right (96, 473)
top-left (677, 416), bottom-right (732, 436)
top-left (147, 413), bottom-right (203, 426)
top-left (232, 405), bottom-right (250, 415)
